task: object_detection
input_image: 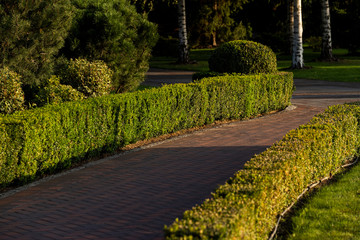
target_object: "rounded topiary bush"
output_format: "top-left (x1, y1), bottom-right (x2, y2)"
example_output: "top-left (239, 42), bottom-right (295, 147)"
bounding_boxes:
top-left (58, 58), bottom-right (113, 97)
top-left (208, 40), bottom-right (277, 74)
top-left (0, 67), bottom-right (24, 114)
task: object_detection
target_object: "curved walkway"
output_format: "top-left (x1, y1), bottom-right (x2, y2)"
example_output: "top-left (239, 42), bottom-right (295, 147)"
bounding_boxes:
top-left (0, 70), bottom-right (360, 240)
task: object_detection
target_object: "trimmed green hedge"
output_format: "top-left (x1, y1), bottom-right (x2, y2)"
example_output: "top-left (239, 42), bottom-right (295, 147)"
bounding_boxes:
top-left (0, 72), bottom-right (293, 187)
top-left (164, 104), bottom-right (360, 239)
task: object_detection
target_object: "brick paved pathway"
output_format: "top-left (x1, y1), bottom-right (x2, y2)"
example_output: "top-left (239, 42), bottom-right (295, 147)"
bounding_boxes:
top-left (0, 71), bottom-right (360, 240)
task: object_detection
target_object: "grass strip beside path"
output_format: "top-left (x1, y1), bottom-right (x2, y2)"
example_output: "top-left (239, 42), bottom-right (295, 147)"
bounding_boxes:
top-left (277, 161), bottom-right (360, 240)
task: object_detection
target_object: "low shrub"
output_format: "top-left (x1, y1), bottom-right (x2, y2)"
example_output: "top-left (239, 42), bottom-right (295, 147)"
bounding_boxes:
top-left (0, 72), bottom-right (293, 187)
top-left (57, 58), bottom-right (112, 97)
top-left (0, 67), bottom-right (24, 114)
top-left (36, 76), bottom-right (85, 106)
top-left (164, 104), bottom-right (360, 239)
top-left (208, 40), bottom-right (278, 74)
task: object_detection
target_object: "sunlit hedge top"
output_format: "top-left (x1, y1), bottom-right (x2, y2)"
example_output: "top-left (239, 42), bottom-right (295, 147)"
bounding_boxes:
top-left (208, 40), bottom-right (278, 74)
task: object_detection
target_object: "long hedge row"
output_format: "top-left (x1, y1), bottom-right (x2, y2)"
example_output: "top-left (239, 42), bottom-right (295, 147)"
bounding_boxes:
top-left (164, 104), bottom-right (360, 239)
top-left (0, 72), bottom-right (293, 187)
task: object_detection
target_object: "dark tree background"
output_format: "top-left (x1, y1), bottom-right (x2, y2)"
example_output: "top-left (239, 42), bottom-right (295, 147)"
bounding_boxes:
top-left (133, 0), bottom-right (360, 55)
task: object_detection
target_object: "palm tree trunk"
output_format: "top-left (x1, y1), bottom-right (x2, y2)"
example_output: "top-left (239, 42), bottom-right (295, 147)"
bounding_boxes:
top-left (178, 0), bottom-right (189, 64)
top-left (292, 0), bottom-right (304, 69)
top-left (320, 0), bottom-right (334, 60)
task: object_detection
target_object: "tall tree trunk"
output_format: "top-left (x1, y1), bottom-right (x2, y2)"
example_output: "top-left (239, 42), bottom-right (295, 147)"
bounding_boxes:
top-left (292, 0), bottom-right (304, 69)
top-left (177, 0), bottom-right (189, 64)
top-left (211, 0), bottom-right (218, 47)
top-left (320, 0), bottom-right (334, 60)
top-left (212, 33), bottom-right (217, 47)
top-left (288, 0), bottom-right (294, 55)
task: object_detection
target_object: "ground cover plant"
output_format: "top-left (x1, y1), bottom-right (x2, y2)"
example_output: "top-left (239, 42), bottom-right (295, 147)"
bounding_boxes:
top-left (0, 72), bottom-right (293, 188)
top-left (150, 48), bottom-right (360, 82)
top-left (164, 104), bottom-right (360, 239)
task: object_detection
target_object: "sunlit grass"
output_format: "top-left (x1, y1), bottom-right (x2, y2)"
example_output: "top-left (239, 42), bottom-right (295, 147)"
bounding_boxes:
top-left (149, 49), bottom-right (212, 72)
top-left (281, 161), bottom-right (360, 240)
top-left (150, 48), bottom-right (360, 82)
top-left (278, 59), bottom-right (360, 82)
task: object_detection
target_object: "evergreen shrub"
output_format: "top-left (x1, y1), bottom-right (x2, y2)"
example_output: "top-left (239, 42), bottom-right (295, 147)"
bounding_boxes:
top-left (0, 0), bottom-right (74, 86)
top-left (208, 40), bottom-right (278, 74)
top-left (57, 58), bottom-right (112, 97)
top-left (36, 76), bottom-right (84, 106)
top-left (61, 0), bottom-right (159, 93)
top-left (164, 104), bottom-right (360, 239)
top-left (0, 72), bottom-right (293, 187)
top-left (0, 67), bottom-right (24, 114)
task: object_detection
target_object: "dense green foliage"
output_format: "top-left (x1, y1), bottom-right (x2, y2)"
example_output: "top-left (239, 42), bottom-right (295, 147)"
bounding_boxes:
top-left (0, 72), bottom-right (292, 187)
top-left (0, 67), bottom-right (24, 114)
top-left (208, 40), bottom-right (278, 74)
top-left (36, 76), bottom-right (84, 106)
top-left (331, 0), bottom-right (360, 53)
top-left (57, 58), bottom-right (112, 97)
top-left (0, 0), bottom-right (74, 86)
top-left (60, 0), bottom-right (158, 93)
top-left (188, 0), bottom-right (251, 47)
top-left (164, 104), bottom-right (360, 239)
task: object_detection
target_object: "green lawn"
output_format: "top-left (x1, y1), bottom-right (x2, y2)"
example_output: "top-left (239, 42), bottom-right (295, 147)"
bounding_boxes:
top-left (149, 48), bottom-right (212, 72)
top-left (150, 48), bottom-right (360, 82)
top-left (278, 161), bottom-right (360, 240)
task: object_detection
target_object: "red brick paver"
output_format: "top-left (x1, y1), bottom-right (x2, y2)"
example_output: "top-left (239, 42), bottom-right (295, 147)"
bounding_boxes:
top-left (0, 75), bottom-right (359, 240)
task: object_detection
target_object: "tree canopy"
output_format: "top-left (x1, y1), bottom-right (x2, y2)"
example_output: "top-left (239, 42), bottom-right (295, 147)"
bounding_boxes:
top-left (60, 0), bottom-right (159, 92)
top-left (0, 0), bottom-right (74, 86)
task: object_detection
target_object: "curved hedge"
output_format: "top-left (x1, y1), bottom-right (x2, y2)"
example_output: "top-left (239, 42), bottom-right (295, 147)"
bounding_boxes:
top-left (208, 40), bottom-right (278, 74)
top-left (0, 72), bottom-right (292, 187)
top-left (164, 104), bottom-right (360, 239)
